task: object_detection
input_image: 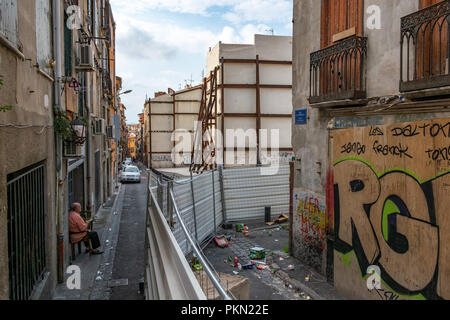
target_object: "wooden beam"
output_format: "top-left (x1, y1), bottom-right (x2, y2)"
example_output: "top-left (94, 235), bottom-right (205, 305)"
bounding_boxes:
top-left (218, 84), bottom-right (292, 89)
top-left (224, 113), bottom-right (292, 118)
top-left (222, 58), bottom-right (292, 65)
top-left (173, 94), bottom-right (176, 168)
top-left (256, 54), bottom-right (261, 165)
top-left (150, 101), bottom-right (175, 104)
top-left (221, 57), bottom-right (225, 154)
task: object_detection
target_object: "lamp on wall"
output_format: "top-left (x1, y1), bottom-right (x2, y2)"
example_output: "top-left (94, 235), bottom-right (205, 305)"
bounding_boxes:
top-left (70, 117), bottom-right (87, 145)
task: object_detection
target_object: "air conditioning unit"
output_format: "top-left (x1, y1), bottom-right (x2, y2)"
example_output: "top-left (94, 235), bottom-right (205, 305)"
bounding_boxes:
top-left (64, 141), bottom-right (83, 158)
top-left (94, 118), bottom-right (106, 135)
top-left (106, 125), bottom-right (114, 139)
top-left (75, 45), bottom-right (94, 72)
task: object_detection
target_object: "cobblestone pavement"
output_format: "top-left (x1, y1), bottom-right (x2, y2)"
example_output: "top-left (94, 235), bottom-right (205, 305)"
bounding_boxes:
top-left (203, 222), bottom-right (344, 300)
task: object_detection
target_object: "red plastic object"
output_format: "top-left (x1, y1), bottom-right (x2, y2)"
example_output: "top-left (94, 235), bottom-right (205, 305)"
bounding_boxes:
top-left (214, 236), bottom-right (229, 248)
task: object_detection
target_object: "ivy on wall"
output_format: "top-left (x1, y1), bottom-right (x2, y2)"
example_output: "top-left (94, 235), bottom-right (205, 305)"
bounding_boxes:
top-left (0, 78), bottom-right (14, 112)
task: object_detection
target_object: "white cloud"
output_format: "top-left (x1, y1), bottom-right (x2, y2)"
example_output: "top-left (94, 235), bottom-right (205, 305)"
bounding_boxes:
top-left (109, 0), bottom-right (292, 123)
top-left (223, 0), bottom-right (292, 25)
top-left (110, 0), bottom-right (292, 24)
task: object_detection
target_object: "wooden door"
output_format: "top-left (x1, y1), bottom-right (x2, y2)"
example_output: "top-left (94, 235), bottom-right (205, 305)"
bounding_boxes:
top-left (319, 0), bottom-right (364, 97)
top-left (417, 0), bottom-right (448, 79)
top-left (321, 0), bottom-right (363, 49)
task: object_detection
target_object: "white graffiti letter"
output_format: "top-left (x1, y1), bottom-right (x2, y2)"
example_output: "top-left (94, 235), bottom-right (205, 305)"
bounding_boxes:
top-left (66, 5), bottom-right (82, 30)
top-left (367, 265), bottom-right (381, 290)
top-left (66, 265), bottom-right (81, 290)
top-left (367, 5), bottom-right (381, 30)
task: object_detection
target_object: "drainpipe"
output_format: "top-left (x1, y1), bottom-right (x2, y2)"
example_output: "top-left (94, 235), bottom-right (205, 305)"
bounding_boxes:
top-left (53, 0), bottom-right (64, 284)
top-left (84, 73), bottom-right (92, 216)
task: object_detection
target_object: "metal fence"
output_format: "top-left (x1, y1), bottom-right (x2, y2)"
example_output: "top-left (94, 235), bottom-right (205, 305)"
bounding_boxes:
top-left (146, 170), bottom-right (232, 300)
top-left (222, 165), bottom-right (290, 222)
top-left (7, 164), bottom-right (46, 300)
top-left (172, 171), bottom-right (223, 254)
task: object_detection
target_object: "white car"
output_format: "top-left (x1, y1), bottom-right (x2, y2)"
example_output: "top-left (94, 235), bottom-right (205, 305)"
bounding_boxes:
top-left (120, 165), bottom-right (141, 183)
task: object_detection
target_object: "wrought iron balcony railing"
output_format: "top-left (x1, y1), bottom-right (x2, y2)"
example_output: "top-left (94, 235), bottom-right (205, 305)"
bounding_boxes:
top-left (401, 0), bottom-right (450, 92)
top-left (310, 35), bottom-right (367, 104)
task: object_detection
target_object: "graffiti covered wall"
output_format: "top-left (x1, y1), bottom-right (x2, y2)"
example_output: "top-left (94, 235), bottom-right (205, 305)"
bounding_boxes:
top-left (332, 118), bottom-right (450, 300)
top-left (293, 189), bottom-right (328, 273)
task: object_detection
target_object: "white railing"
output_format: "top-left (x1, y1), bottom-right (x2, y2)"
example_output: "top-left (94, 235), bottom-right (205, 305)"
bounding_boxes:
top-left (144, 171), bottom-right (232, 300)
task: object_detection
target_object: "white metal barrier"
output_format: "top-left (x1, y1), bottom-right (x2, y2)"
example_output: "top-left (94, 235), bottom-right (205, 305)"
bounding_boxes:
top-left (223, 165), bottom-right (290, 222)
top-left (145, 185), bottom-right (206, 300)
top-left (145, 171), bottom-right (232, 300)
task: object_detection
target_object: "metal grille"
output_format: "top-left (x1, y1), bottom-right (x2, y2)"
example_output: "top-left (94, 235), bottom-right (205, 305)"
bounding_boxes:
top-left (400, 0), bottom-right (450, 92)
top-left (7, 164), bottom-right (46, 300)
top-left (310, 35), bottom-right (367, 103)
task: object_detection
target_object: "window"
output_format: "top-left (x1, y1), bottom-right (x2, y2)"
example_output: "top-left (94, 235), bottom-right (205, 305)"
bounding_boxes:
top-left (417, 0), bottom-right (447, 80)
top-left (0, 0), bottom-right (18, 46)
top-left (7, 163), bottom-right (46, 300)
top-left (36, 0), bottom-right (52, 75)
top-left (310, 0), bottom-right (366, 102)
top-left (320, 0), bottom-right (363, 48)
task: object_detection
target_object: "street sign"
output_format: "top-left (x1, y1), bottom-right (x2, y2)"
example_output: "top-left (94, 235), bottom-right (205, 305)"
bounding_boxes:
top-left (295, 109), bottom-right (308, 125)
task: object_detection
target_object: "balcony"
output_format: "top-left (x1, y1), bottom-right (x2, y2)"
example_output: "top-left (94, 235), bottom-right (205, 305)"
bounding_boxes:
top-left (309, 35), bottom-right (367, 104)
top-left (401, 1), bottom-right (450, 92)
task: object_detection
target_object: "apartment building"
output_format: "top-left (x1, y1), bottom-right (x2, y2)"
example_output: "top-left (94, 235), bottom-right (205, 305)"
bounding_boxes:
top-left (0, 0), bottom-right (119, 299)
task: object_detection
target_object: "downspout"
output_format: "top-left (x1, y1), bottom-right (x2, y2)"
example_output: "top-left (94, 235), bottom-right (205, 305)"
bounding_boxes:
top-left (84, 73), bottom-right (92, 218)
top-left (53, 0), bottom-right (64, 284)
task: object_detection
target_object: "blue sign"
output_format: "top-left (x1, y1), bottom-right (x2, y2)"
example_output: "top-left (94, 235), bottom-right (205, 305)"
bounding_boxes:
top-left (295, 109), bottom-right (307, 125)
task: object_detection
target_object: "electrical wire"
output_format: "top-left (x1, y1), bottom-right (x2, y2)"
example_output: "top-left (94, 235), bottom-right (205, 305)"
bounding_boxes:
top-left (0, 123), bottom-right (52, 135)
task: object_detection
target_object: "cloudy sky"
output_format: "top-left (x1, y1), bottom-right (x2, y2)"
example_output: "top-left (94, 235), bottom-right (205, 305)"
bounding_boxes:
top-left (109, 0), bottom-right (293, 123)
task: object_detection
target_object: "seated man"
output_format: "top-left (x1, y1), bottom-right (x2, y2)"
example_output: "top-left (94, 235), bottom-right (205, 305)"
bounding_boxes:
top-left (69, 202), bottom-right (103, 255)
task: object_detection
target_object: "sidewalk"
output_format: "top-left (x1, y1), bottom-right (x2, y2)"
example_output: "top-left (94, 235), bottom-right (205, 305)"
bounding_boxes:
top-left (52, 184), bottom-right (125, 300)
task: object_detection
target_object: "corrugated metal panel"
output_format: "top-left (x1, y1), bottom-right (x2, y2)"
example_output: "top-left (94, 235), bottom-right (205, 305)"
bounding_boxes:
top-left (0, 0), bottom-right (18, 45)
top-left (172, 171), bottom-right (223, 255)
top-left (170, 165), bottom-right (289, 252)
top-left (223, 165), bottom-right (290, 222)
top-left (36, 0), bottom-right (52, 74)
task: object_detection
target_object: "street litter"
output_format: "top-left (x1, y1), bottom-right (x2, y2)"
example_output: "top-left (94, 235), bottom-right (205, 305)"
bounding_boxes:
top-left (236, 223), bottom-right (245, 232)
top-left (249, 247), bottom-right (265, 260)
top-left (242, 264), bottom-right (255, 270)
top-left (256, 265), bottom-right (268, 270)
top-left (288, 265), bottom-right (295, 271)
top-left (96, 276), bottom-right (102, 281)
top-left (214, 235), bottom-right (229, 248)
top-left (279, 257), bottom-right (284, 261)
top-left (266, 214), bottom-right (289, 226)
top-left (234, 257), bottom-right (239, 267)
top-left (305, 276), bottom-right (310, 282)
top-left (233, 271), bottom-right (239, 275)
top-left (191, 257), bottom-right (203, 271)
top-left (250, 259), bottom-right (267, 265)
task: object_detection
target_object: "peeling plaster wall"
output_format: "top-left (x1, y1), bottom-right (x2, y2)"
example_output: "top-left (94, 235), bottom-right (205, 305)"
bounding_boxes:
top-left (0, 0), bottom-right (57, 300)
top-left (292, 0), bottom-right (450, 299)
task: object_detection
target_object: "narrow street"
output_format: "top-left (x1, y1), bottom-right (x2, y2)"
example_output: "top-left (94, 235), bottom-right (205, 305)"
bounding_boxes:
top-left (110, 163), bottom-right (147, 300)
top-left (2, 0), bottom-right (450, 305)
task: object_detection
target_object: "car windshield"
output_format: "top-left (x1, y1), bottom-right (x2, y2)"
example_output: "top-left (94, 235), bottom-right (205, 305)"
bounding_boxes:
top-left (124, 167), bottom-right (139, 173)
